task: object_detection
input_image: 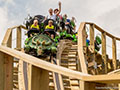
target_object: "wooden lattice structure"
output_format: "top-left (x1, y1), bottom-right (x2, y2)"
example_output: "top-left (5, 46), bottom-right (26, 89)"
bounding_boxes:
top-left (0, 22), bottom-right (120, 90)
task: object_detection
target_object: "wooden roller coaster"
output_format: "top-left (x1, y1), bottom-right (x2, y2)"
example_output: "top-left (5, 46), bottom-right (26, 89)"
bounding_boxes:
top-left (0, 22), bottom-right (120, 90)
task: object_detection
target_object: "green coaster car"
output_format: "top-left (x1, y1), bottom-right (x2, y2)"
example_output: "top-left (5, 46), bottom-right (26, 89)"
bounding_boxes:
top-left (54, 30), bottom-right (77, 43)
top-left (24, 34), bottom-right (57, 57)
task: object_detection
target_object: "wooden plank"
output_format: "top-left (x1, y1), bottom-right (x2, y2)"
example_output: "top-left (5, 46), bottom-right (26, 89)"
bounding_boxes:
top-left (4, 54), bottom-right (13, 90)
top-left (101, 32), bottom-right (107, 73)
top-left (20, 25), bottom-right (28, 30)
top-left (83, 74), bottom-right (120, 83)
top-left (2, 28), bottom-right (12, 47)
top-left (28, 65), bottom-right (49, 90)
top-left (89, 24), bottom-right (98, 74)
top-left (18, 60), bottom-right (26, 90)
top-left (16, 27), bottom-right (21, 50)
top-left (112, 38), bottom-right (117, 70)
top-left (80, 81), bottom-right (96, 90)
top-left (80, 81), bottom-right (85, 90)
top-left (78, 23), bottom-right (88, 90)
top-left (118, 83), bottom-right (120, 90)
top-left (0, 52), bottom-right (13, 90)
top-left (94, 24), bottom-right (120, 41)
top-left (1, 28), bottom-right (13, 90)
top-left (0, 52), bottom-right (5, 90)
top-left (78, 22), bottom-right (88, 74)
top-left (52, 59), bottom-right (64, 90)
top-left (90, 24), bottom-right (95, 53)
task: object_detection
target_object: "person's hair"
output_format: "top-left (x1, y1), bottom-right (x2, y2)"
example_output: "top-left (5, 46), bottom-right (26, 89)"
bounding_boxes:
top-left (48, 20), bottom-right (53, 24)
top-left (64, 14), bottom-right (67, 17)
top-left (34, 20), bottom-right (38, 24)
top-left (54, 8), bottom-right (59, 13)
top-left (49, 8), bottom-right (53, 12)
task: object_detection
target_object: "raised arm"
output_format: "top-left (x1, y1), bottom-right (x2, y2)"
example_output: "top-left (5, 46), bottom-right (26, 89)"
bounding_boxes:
top-left (56, 2), bottom-right (61, 16)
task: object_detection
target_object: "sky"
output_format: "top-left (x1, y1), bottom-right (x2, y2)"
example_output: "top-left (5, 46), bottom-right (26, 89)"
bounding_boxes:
top-left (0, 0), bottom-right (120, 58)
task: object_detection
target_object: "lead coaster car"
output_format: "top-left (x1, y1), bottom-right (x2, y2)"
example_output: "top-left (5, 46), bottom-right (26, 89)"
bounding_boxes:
top-left (24, 34), bottom-right (57, 57)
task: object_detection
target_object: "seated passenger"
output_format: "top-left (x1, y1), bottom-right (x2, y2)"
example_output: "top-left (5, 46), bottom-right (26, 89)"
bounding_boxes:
top-left (27, 20), bottom-right (40, 37)
top-left (70, 17), bottom-right (76, 30)
top-left (63, 14), bottom-right (73, 34)
top-left (45, 20), bottom-right (55, 39)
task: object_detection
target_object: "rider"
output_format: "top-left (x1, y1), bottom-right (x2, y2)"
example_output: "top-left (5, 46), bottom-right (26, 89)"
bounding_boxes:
top-left (47, 2), bottom-right (61, 21)
top-left (45, 20), bottom-right (55, 39)
top-left (62, 14), bottom-right (73, 34)
top-left (70, 17), bottom-right (76, 30)
top-left (27, 19), bottom-right (40, 37)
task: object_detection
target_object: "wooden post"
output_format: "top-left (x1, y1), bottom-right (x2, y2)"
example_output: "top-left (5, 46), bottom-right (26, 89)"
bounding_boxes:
top-left (90, 24), bottom-right (95, 53)
top-left (78, 23), bottom-right (88, 73)
top-left (101, 32), bottom-right (107, 73)
top-left (89, 24), bottom-right (98, 74)
top-left (80, 81), bottom-right (96, 90)
top-left (18, 60), bottom-right (26, 90)
top-left (83, 26), bottom-right (87, 48)
top-left (1, 28), bottom-right (13, 90)
top-left (2, 28), bottom-right (12, 47)
top-left (4, 54), bottom-right (13, 90)
top-left (0, 52), bottom-right (13, 90)
top-left (28, 65), bottom-right (49, 90)
top-left (0, 52), bottom-right (5, 90)
top-left (112, 38), bottom-right (117, 70)
top-left (78, 23), bottom-right (89, 90)
top-left (16, 27), bottom-right (21, 50)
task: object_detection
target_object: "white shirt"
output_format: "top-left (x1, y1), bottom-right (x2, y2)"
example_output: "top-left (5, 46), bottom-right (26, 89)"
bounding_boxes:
top-left (47, 14), bottom-right (57, 21)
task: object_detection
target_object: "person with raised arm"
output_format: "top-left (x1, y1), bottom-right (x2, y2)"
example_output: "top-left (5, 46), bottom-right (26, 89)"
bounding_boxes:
top-left (47, 2), bottom-right (61, 21)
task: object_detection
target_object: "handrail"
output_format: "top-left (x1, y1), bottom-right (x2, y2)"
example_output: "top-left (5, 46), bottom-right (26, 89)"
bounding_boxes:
top-left (0, 45), bottom-right (90, 79)
top-left (77, 22), bottom-right (120, 74)
top-left (81, 22), bottom-right (120, 41)
top-left (94, 24), bottom-right (120, 41)
top-left (2, 25), bottom-right (27, 47)
top-left (1, 45), bottom-right (120, 84)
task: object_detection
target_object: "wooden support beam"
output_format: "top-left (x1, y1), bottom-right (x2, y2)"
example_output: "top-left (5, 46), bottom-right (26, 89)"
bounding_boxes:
top-left (90, 24), bottom-right (95, 53)
top-left (101, 32), bottom-right (107, 73)
top-left (80, 81), bottom-right (96, 90)
top-left (89, 24), bottom-right (98, 74)
top-left (78, 23), bottom-right (89, 90)
top-left (0, 52), bottom-right (13, 90)
top-left (28, 65), bottom-right (49, 90)
top-left (2, 28), bottom-right (12, 47)
top-left (18, 60), bottom-right (26, 90)
top-left (112, 38), bottom-right (117, 70)
top-left (0, 52), bottom-right (5, 90)
top-left (78, 23), bottom-right (88, 74)
top-left (4, 54), bottom-right (13, 90)
top-left (1, 28), bottom-right (13, 90)
top-left (80, 81), bottom-right (86, 90)
top-left (16, 27), bottom-right (21, 50)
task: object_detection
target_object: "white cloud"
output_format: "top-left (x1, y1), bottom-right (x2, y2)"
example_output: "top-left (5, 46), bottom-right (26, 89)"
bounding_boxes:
top-left (4, 0), bottom-right (15, 5)
top-left (90, 0), bottom-right (120, 17)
